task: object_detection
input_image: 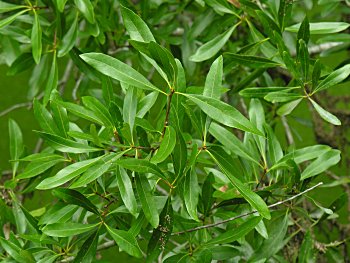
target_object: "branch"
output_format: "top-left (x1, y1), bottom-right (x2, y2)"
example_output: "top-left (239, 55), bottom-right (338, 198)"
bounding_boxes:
top-left (281, 116), bottom-right (294, 145)
top-left (172, 182), bottom-right (323, 235)
top-left (0, 102), bottom-right (32, 117)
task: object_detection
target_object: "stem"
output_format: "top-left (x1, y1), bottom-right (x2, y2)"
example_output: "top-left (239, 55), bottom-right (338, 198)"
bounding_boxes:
top-left (172, 182), bottom-right (323, 235)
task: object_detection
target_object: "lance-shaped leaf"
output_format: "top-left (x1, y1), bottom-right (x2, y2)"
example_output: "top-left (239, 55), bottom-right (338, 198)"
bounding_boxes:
top-left (224, 53), bottom-right (281, 68)
top-left (147, 197), bottom-right (174, 262)
top-left (36, 156), bottom-right (103, 189)
top-left (277, 98), bottom-right (303, 116)
top-left (0, 1), bottom-right (27, 13)
top-left (36, 131), bottom-right (103, 153)
top-left (17, 158), bottom-right (65, 179)
top-left (135, 175), bottom-right (159, 228)
top-left (182, 93), bottom-right (263, 136)
top-left (314, 64), bottom-right (350, 93)
top-left (240, 87), bottom-right (299, 98)
top-left (301, 149), bottom-right (341, 180)
top-left (43, 53), bottom-right (58, 105)
top-left (123, 85), bottom-right (138, 136)
top-left (42, 222), bottom-right (99, 237)
top-left (209, 122), bottom-right (259, 165)
top-left (33, 99), bottom-right (60, 134)
top-left (80, 53), bottom-right (164, 94)
top-left (73, 230), bottom-right (99, 263)
top-left (190, 24), bottom-right (239, 62)
top-left (9, 119), bottom-right (23, 177)
top-left (309, 98), bottom-right (341, 125)
top-left (52, 188), bottom-right (100, 215)
top-left (0, 9), bottom-right (28, 29)
top-left (55, 0), bottom-right (68, 12)
top-left (105, 224), bottom-right (143, 258)
top-left (183, 167), bottom-right (200, 221)
top-left (203, 55), bottom-right (223, 100)
top-left (31, 11), bottom-right (42, 64)
top-left (152, 126), bottom-right (176, 164)
top-left (286, 22), bottom-right (350, 34)
top-left (58, 14), bottom-right (78, 57)
top-left (82, 96), bottom-right (115, 129)
top-left (120, 5), bottom-right (155, 42)
top-left (74, 0), bottom-right (94, 23)
top-left (116, 167), bottom-right (138, 216)
top-left (116, 158), bottom-right (167, 181)
top-left (0, 237), bottom-right (35, 263)
top-left (208, 149), bottom-right (271, 219)
top-left (204, 216), bottom-right (262, 246)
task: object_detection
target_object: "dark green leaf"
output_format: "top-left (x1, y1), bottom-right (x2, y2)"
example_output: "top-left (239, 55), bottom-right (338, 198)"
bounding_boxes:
top-left (116, 167), bottom-right (138, 216)
top-left (31, 11), bottom-right (42, 64)
top-left (152, 126), bottom-right (177, 164)
top-left (73, 230), bottom-right (99, 263)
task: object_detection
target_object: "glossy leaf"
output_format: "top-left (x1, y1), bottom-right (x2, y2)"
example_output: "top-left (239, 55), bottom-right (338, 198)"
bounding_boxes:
top-left (58, 14), bottom-right (78, 57)
top-left (116, 167), bottom-right (138, 216)
top-left (224, 53), bottom-right (281, 68)
top-left (43, 53), bottom-right (58, 105)
top-left (286, 22), bottom-right (350, 34)
top-left (183, 167), bottom-right (200, 221)
top-left (123, 86), bottom-right (138, 136)
top-left (0, 9), bottom-right (28, 29)
top-left (31, 11), bottom-right (41, 64)
top-left (42, 222), bottom-right (99, 237)
top-left (314, 64), bottom-right (350, 93)
top-left (309, 98), bottom-right (341, 125)
top-left (73, 230), bottom-right (99, 263)
top-left (74, 0), bottom-right (94, 23)
top-left (203, 55), bottom-right (223, 100)
top-left (152, 126), bottom-right (176, 163)
top-left (9, 118), bottom-right (23, 177)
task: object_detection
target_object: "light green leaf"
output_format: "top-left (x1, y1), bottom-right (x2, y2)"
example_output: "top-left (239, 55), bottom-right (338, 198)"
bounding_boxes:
top-left (309, 98), bottom-right (341, 125)
top-left (80, 53), bottom-right (164, 94)
top-left (9, 118), bottom-right (23, 177)
top-left (182, 93), bottom-right (263, 136)
top-left (120, 5), bottom-right (155, 42)
top-left (135, 175), bottom-right (159, 228)
top-left (116, 167), bottom-right (138, 216)
top-left (151, 126), bottom-right (177, 164)
top-left (55, 0), bottom-right (68, 12)
top-left (0, 9), bottom-right (28, 29)
top-left (31, 11), bottom-right (41, 64)
top-left (183, 167), bottom-right (200, 221)
top-left (42, 222), bottom-right (99, 237)
top-left (264, 91), bottom-right (302, 103)
top-left (204, 216), bottom-right (262, 246)
top-left (190, 24), bottom-right (239, 62)
top-left (106, 224), bottom-right (143, 258)
top-left (204, 55), bottom-right (223, 100)
top-left (286, 22), bottom-right (350, 34)
top-left (74, 0), bottom-right (94, 23)
top-left (277, 98), bottom-right (302, 116)
top-left (314, 64), bottom-right (350, 93)
top-left (36, 156), bottom-right (103, 189)
top-left (0, 1), bottom-right (26, 13)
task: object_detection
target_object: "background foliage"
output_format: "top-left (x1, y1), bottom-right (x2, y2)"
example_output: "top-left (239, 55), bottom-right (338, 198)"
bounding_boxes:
top-left (1, 0), bottom-right (350, 262)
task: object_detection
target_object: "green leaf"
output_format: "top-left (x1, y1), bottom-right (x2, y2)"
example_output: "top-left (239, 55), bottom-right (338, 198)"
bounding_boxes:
top-left (120, 5), bottom-right (155, 42)
top-left (58, 13), bottom-right (78, 57)
top-left (52, 188), bottom-right (100, 215)
top-left (240, 87), bottom-right (298, 98)
top-left (123, 86), bottom-right (138, 136)
top-left (182, 93), bottom-right (263, 136)
top-left (204, 216), bottom-right (262, 246)
top-left (9, 118), bottom-right (23, 177)
top-left (82, 96), bottom-right (115, 129)
top-left (298, 231), bottom-right (315, 263)
top-left (36, 131), bottom-right (103, 153)
top-left (298, 39), bottom-right (309, 81)
top-left (301, 149), bottom-right (341, 180)
top-left (38, 203), bottom-right (77, 225)
top-left (116, 167), bottom-right (138, 216)
top-left (116, 158), bottom-right (167, 181)
top-left (286, 22), bottom-right (350, 34)
top-left (74, 0), bottom-right (94, 23)
top-left (42, 222), bottom-right (99, 237)
top-left (0, 237), bottom-right (35, 263)
top-left (0, 9), bottom-right (28, 29)
top-left (20, 153), bottom-right (65, 162)
top-left (314, 64), bottom-right (350, 93)
top-left (17, 158), bottom-right (64, 179)
top-left (0, 1), bottom-right (26, 13)
top-left (55, 0), bottom-right (68, 12)
top-left (50, 92), bottom-right (69, 138)
top-left (33, 99), bottom-right (60, 135)
top-left (36, 156), bottom-right (103, 189)
top-left (224, 53), bottom-right (281, 68)
top-left (190, 24), bottom-right (239, 62)
top-left (209, 122), bottom-right (259, 165)
top-left (135, 175), bottom-right (159, 228)
top-left (264, 91), bottom-right (303, 103)
top-left (73, 230), bottom-right (99, 263)
top-left (31, 11), bottom-right (42, 64)
top-left (277, 98), bottom-right (302, 116)
top-left (152, 126), bottom-right (177, 164)
top-left (43, 53), bottom-right (58, 105)
top-left (147, 197), bottom-right (173, 262)
top-left (309, 98), bottom-right (341, 125)
top-left (297, 16), bottom-right (310, 53)
top-left (80, 53), bottom-right (164, 94)
top-left (208, 149), bottom-right (271, 219)
top-left (312, 59), bottom-right (322, 90)
top-left (203, 55), bottom-right (223, 100)
top-left (105, 224), bottom-right (143, 258)
top-left (183, 167), bottom-right (200, 221)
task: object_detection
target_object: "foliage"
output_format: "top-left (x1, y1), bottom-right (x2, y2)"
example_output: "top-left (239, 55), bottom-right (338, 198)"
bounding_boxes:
top-left (0, 0), bottom-right (349, 262)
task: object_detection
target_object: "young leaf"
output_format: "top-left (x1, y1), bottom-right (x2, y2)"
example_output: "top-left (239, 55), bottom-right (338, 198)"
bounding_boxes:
top-left (73, 230), bottom-right (99, 263)
top-left (314, 64), bottom-right (350, 93)
top-left (36, 156), bottom-right (103, 189)
top-left (190, 24), bottom-right (239, 62)
top-left (183, 167), bottom-right (200, 221)
top-left (31, 11), bottom-right (42, 64)
top-left (105, 224), bottom-right (143, 258)
top-left (120, 5), bottom-right (155, 42)
top-left (135, 175), bottom-right (159, 228)
top-left (182, 93), bottom-right (263, 136)
top-left (203, 55), bottom-right (223, 100)
top-left (52, 188), bottom-right (100, 215)
top-left (42, 222), bottom-right (99, 237)
top-left (116, 167), bottom-right (138, 216)
top-left (309, 98), bottom-right (341, 125)
top-left (74, 0), bottom-right (94, 23)
top-left (208, 149), bottom-right (271, 219)
top-left (9, 119), bottom-right (23, 177)
top-left (116, 158), bottom-right (167, 181)
top-left (151, 126), bottom-right (177, 164)
top-left (204, 216), bottom-right (262, 246)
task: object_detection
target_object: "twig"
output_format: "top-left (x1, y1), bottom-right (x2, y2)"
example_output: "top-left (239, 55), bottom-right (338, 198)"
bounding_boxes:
top-left (281, 116), bottom-right (294, 145)
top-left (59, 59), bottom-right (74, 94)
top-left (0, 102), bottom-right (32, 117)
top-left (172, 182), bottom-right (323, 235)
top-left (72, 74), bottom-right (83, 101)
